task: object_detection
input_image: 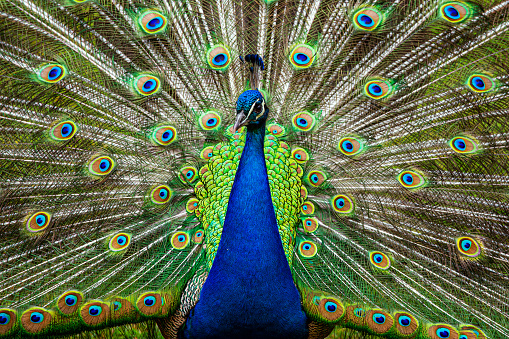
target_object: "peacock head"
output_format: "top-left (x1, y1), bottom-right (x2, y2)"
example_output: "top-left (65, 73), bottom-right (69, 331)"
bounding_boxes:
top-left (233, 90), bottom-right (268, 131)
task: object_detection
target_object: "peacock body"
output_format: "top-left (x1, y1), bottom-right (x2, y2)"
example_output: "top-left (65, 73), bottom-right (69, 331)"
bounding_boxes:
top-left (0, 0), bottom-right (508, 338)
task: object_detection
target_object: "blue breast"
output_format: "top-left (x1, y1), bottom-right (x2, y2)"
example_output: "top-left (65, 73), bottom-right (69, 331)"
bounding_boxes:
top-left (181, 123), bottom-right (308, 338)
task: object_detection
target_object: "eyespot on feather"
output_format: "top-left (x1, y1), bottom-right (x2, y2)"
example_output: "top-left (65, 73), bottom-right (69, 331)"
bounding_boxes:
top-left (199, 112), bottom-right (222, 131)
top-left (459, 331), bottom-right (478, 339)
top-left (301, 201), bottom-right (315, 215)
top-left (366, 309), bottom-right (394, 334)
top-left (331, 195), bottom-right (354, 214)
top-left (50, 120), bottom-right (77, 141)
top-left (200, 146), bottom-right (215, 160)
top-left (134, 75), bottom-right (161, 96)
top-left (37, 64), bottom-right (66, 83)
top-left (136, 293), bottom-right (162, 316)
top-left (459, 325), bottom-right (486, 339)
top-left (440, 2), bottom-right (469, 23)
top-left (339, 137), bottom-right (364, 156)
top-left (186, 198), bottom-right (199, 213)
top-left (292, 148), bottom-right (309, 163)
top-left (179, 166), bottom-right (198, 184)
top-left (298, 240), bottom-right (318, 258)
top-left (428, 324), bottom-right (459, 339)
top-left (88, 156), bottom-right (116, 176)
top-left (307, 170), bottom-right (327, 187)
top-left (364, 80), bottom-right (391, 99)
top-left (171, 231), bottom-right (189, 249)
top-left (267, 124), bottom-right (286, 137)
top-left (456, 237), bottom-right (481, 257)
top-left (302, 217), bottom-right (319, 233)
top-left (317, 297), bottom-right (345, 323)
top-left (289, 44), bottom-right (316, 69)
top-left (26, 211), bottom-right (51, 233)
top-left (139, 11), bottom-right (167, 34)
top-left (109, 233), bottom-right (131, 252)
top-left (394, 312), bottom-right (419, 337)
top-left (397, 170), bottom-right (425, 189)
top-left (150, 185), bottom-right (172, 204)
top-left (292, 112), bottom-right (316, 132)
top-left (353, 8), bottom-right (382, 31)
top-left (207, 45), bottom-right (231, 70)
top-left (449, 136), bottom-right (478, 154)
top-left (0, 309), bottom-right (17, 335)
top-left (467, 74), bottom-right (494, 93)
top-left (151, 126), bottom-right (176, 146)
top-left (80, 301), bottom-right (110, 326)
top-left (193, 229), bottom-right (204, 243)
top-left (345, 305), bottom-right (368, 327)
top-left (57, 291), bottom-right (84, 315)
top-left (370, 252), bottom-right (391, 270)
top-left (21, 308), bottom-right (52, 334)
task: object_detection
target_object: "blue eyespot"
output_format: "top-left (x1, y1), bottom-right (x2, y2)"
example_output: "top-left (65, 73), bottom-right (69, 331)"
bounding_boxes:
top-left (342, 140), bottom-right (354, 151)
top-left (398, 315), bottom-right (411, 327)
top-left (295, 154), bottom-right (302, 159)
top-left (437, 328), bottom-right (450, 338)
top-left (324, 301), bottom-right (337, 313)
top-left (186, 171), bottom-right (193, 178)
top-left (48, 67), bottom-right (62, 81)
top-left (403, 173), bottom-right (413, 184)
top-left (293, 53), bottom-right (310, 65)
top-left (36, 215), bottom-right (46, 226)
top-left (60, 123), bottom-right (73, 138)
top-left (144, 296), bottom-right (156, 307)
top-left (193, 202), bottom-right (198, 207)
top-left (142, 79), bottom-right (157, 93)
top-left (65, 295), bottom-right (78, 306)
top-left (461, 239), bottom-right (472, 251)
top-left (116, 235), bottom-right (127, 246)
top-left (206, 118), bottom-right (218, 127)
top-left (178, 235), bottom-right (186, 242)
top-left (471, 76), bottom-right (485, 90)
top-left (310, 174), bottom-right (319, 183)
top-left (159, 189), bottom-right (168, 199)
top-left (302, 205), bottom-right (308, 210)
top-left (335, 198), bottom-right (345, 209)
top-left (368, 83), bottom-right (382, 95)
top-left (444, 5), bottom-right (460, 20)
top-left (297, 118), bottom-right (308, 127)
top-left (459, 335), bottom-right (467, 339)
top-left (373, 254), bottom-right (383, 263)
top-left (113, 301), bottom-right (121, 311)
top-left (454, 138), bottom-right (466, 151)
top-left (373, 313), bottom-right (385, 324)
top-left (89, 305), bottom-right (102, 316)
top-left (30, 312), bottom-right (44, 323)
top-left (208, 153), bottom-right (212, 157)
top-left (303, 244), bottom-right (311, 251)
top-left (99, 159), bottom-right (110, 172)
top-left (0, 313), bottom-right (10, 325)
top-left (212, 53), bottom-right (228, 66)
top-left (147, 17), bottom-right (163, 29)
top-left (358, 14), bottom-right (374, 27)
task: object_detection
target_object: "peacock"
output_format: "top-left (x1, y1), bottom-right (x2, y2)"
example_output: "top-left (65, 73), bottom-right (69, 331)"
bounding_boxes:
top-left (0, 0), bottom-right (508, 338)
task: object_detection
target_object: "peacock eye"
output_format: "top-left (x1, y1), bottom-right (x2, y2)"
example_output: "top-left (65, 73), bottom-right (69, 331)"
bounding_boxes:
top-left (57, 291), bottom-right (83, 315)
top-left (144, 296), bottom-right (156, 307)
top-left (398, 315), bottom-right (411, 327)
top-left (109, 233), bottom-right (131, 252)
top-left (186, 198), bottom-right (199, 213)
top-left (456, 237), bottom-right (481, 257)
top-left (440, 2), bottom-right (469, 23)
top-left (50, 120), bottom-right (77, 141)
top-left (26, 211), bottom-right (51, 233)
top-left (88, 156), bottom-right (115, 176)
top-left (339, 137), bottom-right (364, 156)
top-left (150, 185), bottom-right (172, 204)
top-left (193, 229), bottom-right (205, 243)
top-left (298, 240), bottom-right (318, 258)
top-left (151, 126), bottom-right (176, 146)
top-left (37, 64), bottom-right (66, 83)
top-left (370, 252), bottom-right (391, 269)
top-left (353, 8), bottom-right (382, 30)
top-left (331, 195), bottom-right (354, 214)
top-left (113, 301), bottom-right (121, 311)
top-left (134, 75), bottom-right (161, 96)
top-left (171, 231), bottom-right (190, 249)
top-left (207, 45), bottom-right (231, 70)
top-left (199, 112), bottom-right (221, 131)
top-left (372, 313), bottom-right (386, 324)
top-left (449, 136), bottom-right (477, 154)
top-left (30, 312), bottom-right (44, 323)
top-left (289, 44), bottom-right (315, 69)
top-left (467, 74), bottom-right (495, 93)
top-left (139, 11), bottom-right (167, 34)
top-left (436, 328), bottom-right (451, 338)
top-left (397, 170), bottom-right (425, 189)
top-left (364, 80), bottom-right (391, 99)
top-left (179, 166), bottom-right (198, 184)
top-left (292, 112), bottom-right (316, 132)
top-left (302, 217), bottom-right (319, 233)
top-left (307, 170), bottom-right (327, 187)
top-left (0, 312), bottom-right (11, 325)
top-left (88, 305), bottom-right (102, 316)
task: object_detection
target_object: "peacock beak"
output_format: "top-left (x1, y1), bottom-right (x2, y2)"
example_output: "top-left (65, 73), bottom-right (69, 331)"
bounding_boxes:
top-left (233, 110), bottom-right (249, 132)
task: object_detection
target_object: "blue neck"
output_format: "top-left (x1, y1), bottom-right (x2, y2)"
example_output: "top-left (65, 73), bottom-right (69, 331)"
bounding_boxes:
top-left (182, 122), bottom-right (308, 338)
